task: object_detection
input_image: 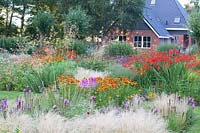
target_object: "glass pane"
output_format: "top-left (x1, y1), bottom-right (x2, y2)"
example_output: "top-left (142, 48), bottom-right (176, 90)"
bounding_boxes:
top-left (119, 36), bottom-right (122, 41)
top-left (123, 36), bottom-right (126, 41)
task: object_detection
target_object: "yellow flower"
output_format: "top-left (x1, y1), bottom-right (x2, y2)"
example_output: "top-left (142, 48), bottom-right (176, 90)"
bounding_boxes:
top-left (147, 92), bottom-right (155, 100)
top-left (138, 89), bottom-right (143, 92)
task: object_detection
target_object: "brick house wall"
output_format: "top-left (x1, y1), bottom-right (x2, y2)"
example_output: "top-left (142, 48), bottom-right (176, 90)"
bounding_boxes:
top-left (108, 29), bottom-right (160, 50)
top-left (130, 30), bottom-right (160, 50)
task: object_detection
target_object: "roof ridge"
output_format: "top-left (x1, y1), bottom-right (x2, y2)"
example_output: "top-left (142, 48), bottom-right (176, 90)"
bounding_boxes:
top-left (174, 0), bottom-right (188, 23)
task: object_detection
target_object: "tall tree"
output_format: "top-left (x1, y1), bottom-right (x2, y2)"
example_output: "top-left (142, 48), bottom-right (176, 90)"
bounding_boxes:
top-left (32, 11), bottom-right (54, 46)
top-left (81, 0), bottom-right (144, 41)
top-left (65, 6), bottom-right (90, 39)
top-left (189, 11), bottom-right (200, 50)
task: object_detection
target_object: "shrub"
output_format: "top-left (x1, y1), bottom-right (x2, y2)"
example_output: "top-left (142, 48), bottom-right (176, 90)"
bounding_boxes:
top-left (0, 61), bottom-right (29, 91)
top-left (105, 42), bottom-right (134, 56)
top-left (0, 37), bottom-right (18, 52)
top-left (70, 40), bottom-right (89, 55)
top-left (78, 58), bottom-right (109, 71)
top-left (66, 6), bottom-right (90, 38)
top-left (157, 43), bottom-right (178, 52)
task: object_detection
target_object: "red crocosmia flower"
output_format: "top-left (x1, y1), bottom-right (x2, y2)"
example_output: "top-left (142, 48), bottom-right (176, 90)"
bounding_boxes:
top-left (122, 64), bottom-right (127, 68)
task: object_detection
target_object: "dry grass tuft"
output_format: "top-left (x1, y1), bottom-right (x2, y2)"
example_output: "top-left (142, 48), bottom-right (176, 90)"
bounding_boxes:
top-left (67, 109), bottom-right (168, 133)
top-left (74, 67), bottom-right (108, 80)
top-left (154, 93), bottom-right (188, 117)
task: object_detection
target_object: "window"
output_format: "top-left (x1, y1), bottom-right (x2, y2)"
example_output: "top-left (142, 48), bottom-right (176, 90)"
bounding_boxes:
top-left (174, 36), bottom-right (179, 44)
top-left (134, 36), bottom-right (151, 48)
top-left (143, 37), bottom-right (151, 48)
top-left (134, 36), bottom-right (142, 47)
top-left (174, 17), bottom-right (181, 24)
top-left (118, 35), bottom-right (126, 42)
top-left (150, 0), bottom-right (156, 5)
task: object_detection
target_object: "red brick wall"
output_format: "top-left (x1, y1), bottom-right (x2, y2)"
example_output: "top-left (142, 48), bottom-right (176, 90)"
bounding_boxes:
top-left (129, 30), bottom-right (160, 50)
top-left (172, 34), bottom-right (184, 46)
top-left (108, 30), bottom-right (160, 50)
top-left (172, 34), bottom-right (193, 47)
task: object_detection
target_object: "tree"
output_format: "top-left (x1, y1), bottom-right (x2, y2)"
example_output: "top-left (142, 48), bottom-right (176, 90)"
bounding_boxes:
top-left (85, 0), bottom-right (144, 40)
top-left (32, 12), bottom-right (54, 46)
top-left (65, 6), bottom-right (90, 39)
top-left (189, 11), bottom-right (200, 50)
top-left (190, 0), bottom-right (200, 11)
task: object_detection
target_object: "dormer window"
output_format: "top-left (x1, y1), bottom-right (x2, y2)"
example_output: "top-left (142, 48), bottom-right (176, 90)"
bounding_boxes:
top-left (150, 0), bottom-right (156, 5)
top-left (174, 17), bottom-right (181, 24)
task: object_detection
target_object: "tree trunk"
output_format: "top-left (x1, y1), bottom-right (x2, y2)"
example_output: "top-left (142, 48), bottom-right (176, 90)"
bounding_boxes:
top-left (20, 4), bottom-right (26, 36)
top-left (5, 7), bottom-right (9, 36)
top-left (8, 3), bottom-right (15, 29)
top-left (40, 33), bottom-right (44, 47)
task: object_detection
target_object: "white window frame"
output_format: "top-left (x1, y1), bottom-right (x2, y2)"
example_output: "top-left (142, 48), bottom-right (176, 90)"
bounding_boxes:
top-left (134, 36), bottom-right (151, 48)
top-left (174, 17), bottom-right (181, 24)
top-left (150, 0), bottom-right (156, 5)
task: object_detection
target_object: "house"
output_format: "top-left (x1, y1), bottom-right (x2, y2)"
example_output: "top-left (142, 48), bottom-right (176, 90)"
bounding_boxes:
top-left (109, 0), bottom-right (193, 50)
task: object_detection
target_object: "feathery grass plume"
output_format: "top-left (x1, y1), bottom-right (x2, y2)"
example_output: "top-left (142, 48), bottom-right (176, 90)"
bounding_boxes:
top-left (36, 112), bottom-right (67, 133)
top-left (66, 109), bottom-right (168, 133)
top-left (153, 93), bottom-right (188, 117)
top-left (74, 67), bottom-right (108, 80)
top-left (0, 114), bottom-right (36, 133)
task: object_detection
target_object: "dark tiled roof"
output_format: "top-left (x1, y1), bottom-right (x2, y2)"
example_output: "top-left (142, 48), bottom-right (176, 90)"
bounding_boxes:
top-left (143, 8), bottom-right (171, 38)
top-left (143, 0), bottom-right (189, 37)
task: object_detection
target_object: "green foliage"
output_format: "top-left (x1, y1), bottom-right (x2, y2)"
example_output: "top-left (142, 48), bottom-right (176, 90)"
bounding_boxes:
top-left (189, 44), bottom-right (199, 54)
top-left (0, 37), bottom-right (25, 53)
top-left (94, 85), bottom-right (138, 108)
top-left (25, 61), bottom-right (76, 93)
top-left (0, 61), bottom-right (28, 91)
top-left (32, 12), bottom-right (54, 36)
top-left (187, 107), bottom-right (200, 133)
top-left (189, 11), bottom-right (200, 48)
top-left (70, 40), bottom-right (89, 55)
top-left (0, 91), bottom-right (23, 100)
top-left (168, 108), bottom-right (193, 132)
top-left (106, 63), bottom-right (136, 80)
top-left (66, 6), bottom-right (90, 38)
top-left (157, 44), bottom-right (178, 52)
top-left (46, 83), bottom-right (92, 118)
top-left (78, 58), bottom-right (109, 71)
top-left (85, 0), bottom-right (144, 36)
top-left (105, 42), bottom-right (134, 56)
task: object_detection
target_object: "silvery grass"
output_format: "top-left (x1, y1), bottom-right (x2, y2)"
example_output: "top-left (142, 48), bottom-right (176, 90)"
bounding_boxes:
top-left (0, 109), bottom-right (168, 133)
top-left (67, 109), bottom-right (168, 133)
top-left (74, 67), bottom-right (108, 80)
top-left (153, 93), bottom-right (189, 117)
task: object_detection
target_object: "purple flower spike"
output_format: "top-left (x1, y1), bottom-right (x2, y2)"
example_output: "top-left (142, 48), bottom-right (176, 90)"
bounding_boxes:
top-left (153, 108), bottom-right (158, 114)
top-left (53, 105), bottom-right (57, 110)
top-left (80, 79), bottom-right (89, 88)
top-left (80, 77), bottom-right (97, 89)
top-left (192, 103), bottom-right (195, 108)
top-left (90, 96), bottom-right (96, 101)
top-left (64, 99), bottom-right (70, 106)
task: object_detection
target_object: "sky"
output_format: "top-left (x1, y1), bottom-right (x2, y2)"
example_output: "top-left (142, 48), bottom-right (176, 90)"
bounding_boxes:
top-left (178, 0), bottom-right (190, 7)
